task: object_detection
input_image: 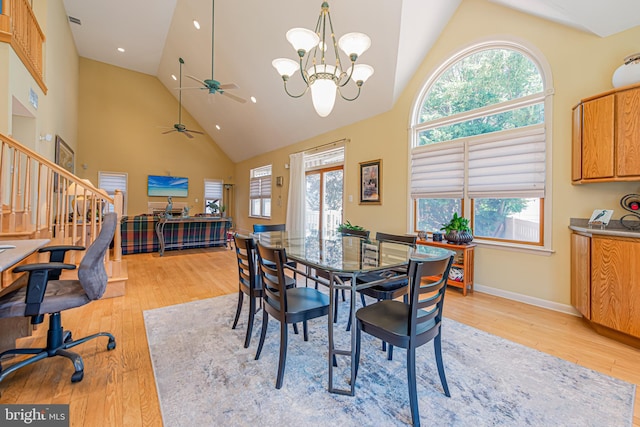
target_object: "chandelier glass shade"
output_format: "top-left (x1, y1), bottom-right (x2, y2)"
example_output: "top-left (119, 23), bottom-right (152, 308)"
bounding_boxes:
top-left (272, 2), bottom-right (374, 117)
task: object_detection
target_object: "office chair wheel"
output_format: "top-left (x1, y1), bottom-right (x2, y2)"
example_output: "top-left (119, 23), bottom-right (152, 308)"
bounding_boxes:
top-left (107, 338), bottom-right (116, 351)
top-left (71, 370), bottom-right (84, 383)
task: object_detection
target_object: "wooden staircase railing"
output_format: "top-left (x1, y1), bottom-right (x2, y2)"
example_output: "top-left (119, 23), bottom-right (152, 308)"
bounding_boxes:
top-left (0, 132), bottom-right (124, 287)
top-left (0, 0), bottom-right (47, 93)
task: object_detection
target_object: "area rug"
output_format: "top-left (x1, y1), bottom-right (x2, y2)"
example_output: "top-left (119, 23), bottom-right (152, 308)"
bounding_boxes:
top-left (143, 294), bottom-right (635, 427)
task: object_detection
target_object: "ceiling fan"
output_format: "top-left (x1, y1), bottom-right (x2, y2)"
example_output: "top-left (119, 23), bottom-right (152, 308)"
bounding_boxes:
top-left (183, 0), bottom-right (246, 103)
top-left (162, 57), bottom-right (204, 139)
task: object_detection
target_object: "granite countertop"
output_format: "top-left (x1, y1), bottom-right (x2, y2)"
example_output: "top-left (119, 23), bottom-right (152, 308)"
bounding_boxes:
top-left (569, 218), bottom-right (640, 238)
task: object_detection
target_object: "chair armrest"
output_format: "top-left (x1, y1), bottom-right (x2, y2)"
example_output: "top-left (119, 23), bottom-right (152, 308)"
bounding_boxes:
top-left (39, 245), bottom-right (86, 263)
top-left (12, 263), bottom-right (76, 318)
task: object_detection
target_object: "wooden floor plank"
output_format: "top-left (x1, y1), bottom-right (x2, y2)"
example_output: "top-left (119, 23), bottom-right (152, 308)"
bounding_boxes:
top-left (0, 247), bottom-right (636, 426)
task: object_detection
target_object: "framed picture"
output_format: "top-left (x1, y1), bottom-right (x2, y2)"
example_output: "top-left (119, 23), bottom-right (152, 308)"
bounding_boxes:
top-left (359, 159), bottom-right (381, 205)
top-left (55, 135), bottom-right (74, 174)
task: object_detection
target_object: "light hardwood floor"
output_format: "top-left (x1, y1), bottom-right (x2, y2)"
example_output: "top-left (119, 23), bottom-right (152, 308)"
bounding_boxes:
top-left (0, 247), bottom-right (638, 426)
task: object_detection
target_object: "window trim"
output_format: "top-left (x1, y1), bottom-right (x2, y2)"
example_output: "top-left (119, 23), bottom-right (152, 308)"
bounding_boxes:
top-left (249, 165), bottom-right (272, 219)
top-left (408, 37), bottom-right (554, 251)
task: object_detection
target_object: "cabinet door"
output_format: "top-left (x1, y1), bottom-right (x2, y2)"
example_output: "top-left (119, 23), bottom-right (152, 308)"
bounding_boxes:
top-left (616, 87), bottom-right (640, 177)
top-left (570, 233), bottom-right (590, 319)
top-left (582, 95), bottom-right (615, 179)
top-left (591, 237), bottom-right (640, 338)
top-left (571, 104), bottom-right (582, 182)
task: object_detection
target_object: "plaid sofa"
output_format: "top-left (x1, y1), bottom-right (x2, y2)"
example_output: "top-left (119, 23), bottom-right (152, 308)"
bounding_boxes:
top-left (120, 215), bottom-right (230, 255)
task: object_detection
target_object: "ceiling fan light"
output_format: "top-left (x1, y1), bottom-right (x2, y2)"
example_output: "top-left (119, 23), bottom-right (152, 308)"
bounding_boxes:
top-left (338, 32), bottom-right (371, 58)
top-left (310, 79), bottom-right (337, 117)
top-left (348, 64), bottom-right (374, 83)
top-left (273, 58), bottom-right (300, 78)
top-left (286, 28), bottom-right (320, 54)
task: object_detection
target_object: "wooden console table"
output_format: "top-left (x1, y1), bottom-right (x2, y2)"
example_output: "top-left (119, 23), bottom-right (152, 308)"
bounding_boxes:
top-left (155, 216), bottom-right (231, 256)
top-left (417, 239), bottom-right (476, 296)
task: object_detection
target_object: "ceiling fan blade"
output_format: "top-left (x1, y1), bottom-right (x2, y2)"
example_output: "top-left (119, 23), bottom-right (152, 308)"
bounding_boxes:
top-left (222, 91), bottom-right (247, 104)
top-left (177, 86), bottom-right (207, 90)
top-left (183, 131), bottom-right (195, 139)
top-left (218, 83), bottom-right (239, 90)
top-left (161, 129), bottom-right (176, 134)
top-left (186, 75), bottom-right (208, 87)
top-left (189, 130), bottom-right (204, 134)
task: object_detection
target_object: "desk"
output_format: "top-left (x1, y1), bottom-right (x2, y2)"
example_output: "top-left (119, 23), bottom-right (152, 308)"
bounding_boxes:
top-left (155, 216), bottom-right (231, 256)
top-left (0, 239), bottom-right (50, 353)
top-left (253, 232), bottom-right (452, 395)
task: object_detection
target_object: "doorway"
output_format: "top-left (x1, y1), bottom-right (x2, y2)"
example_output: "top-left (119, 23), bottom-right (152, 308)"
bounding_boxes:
top-left (305, 165), bottom-right (343, 238)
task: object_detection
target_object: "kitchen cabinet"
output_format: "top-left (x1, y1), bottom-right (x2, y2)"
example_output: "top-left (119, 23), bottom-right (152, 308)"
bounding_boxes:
top-left (572, 83), bottom-right (640, 183)
top-left (570, 231), bottom-right (640, 342)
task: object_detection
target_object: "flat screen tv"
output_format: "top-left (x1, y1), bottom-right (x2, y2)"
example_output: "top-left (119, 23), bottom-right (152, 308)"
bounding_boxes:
top-left (147, 175), bottom-right (188, 197)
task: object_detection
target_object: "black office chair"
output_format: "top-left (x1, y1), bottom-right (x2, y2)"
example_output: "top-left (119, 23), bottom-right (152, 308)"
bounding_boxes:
top-left (354, 253), bottom-right (454, 427)
top-left (347, 232), bottom-right (417, 335)
top-left (0, 213), bottom-right (118, 384)
top-left (314, 228), bottom-right (370, 322)
top-left (254, 242), bottom-right (330, 389)
top-left (232, 234), bottom-right (296, 348)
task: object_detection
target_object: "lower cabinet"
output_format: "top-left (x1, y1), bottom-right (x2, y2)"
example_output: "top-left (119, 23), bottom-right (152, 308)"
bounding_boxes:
top-left (571, 232), bottom-right (640, 340)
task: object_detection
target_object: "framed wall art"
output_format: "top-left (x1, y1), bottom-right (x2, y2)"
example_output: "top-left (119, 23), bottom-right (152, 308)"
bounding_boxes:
top-left (55, 135), bottom-right (74, 174)
top-left (359, 159), bottom-right (381, 205)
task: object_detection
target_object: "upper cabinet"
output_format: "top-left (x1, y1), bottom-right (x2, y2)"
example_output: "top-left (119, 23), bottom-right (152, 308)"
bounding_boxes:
top-left (572, 83), bottom-right (640, 183)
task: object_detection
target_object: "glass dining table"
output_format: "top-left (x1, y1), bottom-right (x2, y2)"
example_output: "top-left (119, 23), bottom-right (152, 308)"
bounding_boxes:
top-left (252, 231), bottom-right (453, 396)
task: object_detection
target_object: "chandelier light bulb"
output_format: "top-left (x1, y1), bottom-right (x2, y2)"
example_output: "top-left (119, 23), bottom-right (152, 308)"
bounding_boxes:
top-left (348, 64), bottom-right (374, 84)
top-left (310, 79), bottom-right (338, 117)
top-left (286, 28), bottom-right (320, 55)
top-left (273, 58), bottom-right (300, 78)
top-left (338, 32), bottom-right (371, 59)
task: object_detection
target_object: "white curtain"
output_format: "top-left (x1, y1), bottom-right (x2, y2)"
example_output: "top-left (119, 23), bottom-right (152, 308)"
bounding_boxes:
top-left (286, 152), bottom-right (305, 236)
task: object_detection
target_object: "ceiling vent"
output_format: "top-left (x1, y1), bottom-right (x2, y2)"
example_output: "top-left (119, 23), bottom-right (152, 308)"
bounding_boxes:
top-left (68, 16), bottom-right (82, 25)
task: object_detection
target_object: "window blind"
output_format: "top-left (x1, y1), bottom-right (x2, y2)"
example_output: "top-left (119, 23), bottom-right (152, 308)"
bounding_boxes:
top-left (204, 179), bottom-right (223, 200)
top-left (98, 171), bottom-right (127, 195)
top-left (304, 146), bottom-right (344, 171)
top-left (410, 141), bottom-right (464, 198)
top-left (468, 124), bottom-right (545, 198)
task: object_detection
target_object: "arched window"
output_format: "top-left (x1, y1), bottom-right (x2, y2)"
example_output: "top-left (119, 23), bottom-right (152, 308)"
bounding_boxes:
top-left (410, 42), bottom-right (552, 248)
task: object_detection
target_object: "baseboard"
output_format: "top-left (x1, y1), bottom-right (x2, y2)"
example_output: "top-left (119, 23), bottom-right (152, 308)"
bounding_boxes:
top-left (474, 283), bottom-right (581, 317)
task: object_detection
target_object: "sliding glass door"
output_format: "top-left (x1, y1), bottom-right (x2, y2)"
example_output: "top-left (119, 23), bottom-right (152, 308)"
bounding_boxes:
top-left (306, 166), bottom-right (343, 238)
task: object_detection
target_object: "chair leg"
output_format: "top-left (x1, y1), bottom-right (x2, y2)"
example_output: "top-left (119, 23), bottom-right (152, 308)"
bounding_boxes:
top-left (333, 289), bottom-right (340, 323)
top-left (244, 295), bottom-right (256, 348)
top-left (434, 334), bottom-right (450, 397)
top-left (354, 321), bottom-right (362, 382)
top-left (341, 289), bottom-right (346, 302)
top-left (360, 293), bottom-right (367, 307)
top-left (56, 349), bottom-right (85, 382)
top-left (388, 344), bottom-right (394, 361)
top-left (232, 291), bottom-right (244, 330)
top-left (255, 312), bottom-right (269, 360)
top-left (292, 323), bottom-right (299, 335)
top-left (303, 320), bottom-right (310, 341)
top-left (276, 321), bottom-right (288, 389)
top-left (407, 345), bottom-right (420, 427)
top-left (0, 351), bottom-right (49, 384)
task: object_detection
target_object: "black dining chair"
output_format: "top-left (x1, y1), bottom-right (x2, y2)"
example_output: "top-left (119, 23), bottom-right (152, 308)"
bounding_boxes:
top-left (347, 232), bottom-right (417, 336)
top-left (354, 253), bottom-right (454, 427)
top-left (252, 223), bottom-right (298, 279)
top-left (314, 228), bottom-right (370, 322)
top-left (232, 234), bottom-right (298, 348)
top-left (254, 242), bottom-right (330, 389)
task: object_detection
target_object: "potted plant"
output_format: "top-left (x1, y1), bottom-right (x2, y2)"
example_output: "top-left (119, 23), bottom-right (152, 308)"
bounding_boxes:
top-left (337, 220), bottom-right (365, 233)
top-left (440, 213), bottom-right (473, 244)
top-left (220, 204), bottom-right (227, 217)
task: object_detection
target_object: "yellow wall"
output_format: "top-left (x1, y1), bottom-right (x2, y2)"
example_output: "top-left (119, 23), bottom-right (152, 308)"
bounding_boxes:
top-left (77, 58), bottom-right (234, 216)
top-left (235, 0), bottom-right (640, 307)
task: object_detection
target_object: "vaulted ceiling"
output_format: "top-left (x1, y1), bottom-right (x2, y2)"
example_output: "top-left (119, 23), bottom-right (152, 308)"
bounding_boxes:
top-left (62, 0), bottom-right (640, 162)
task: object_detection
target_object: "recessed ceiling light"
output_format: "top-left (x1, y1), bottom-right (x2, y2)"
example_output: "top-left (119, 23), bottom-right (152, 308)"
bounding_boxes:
top-left (171, 74), bottom-right (177, 81)
top-left (117, 47), bottom-right (125, 53)
top-left (193, 20), bottom-right (200, 29)
top-left (250, 96), bottom-right (257, 103)
top-left (215, 125), bottom-right (221, 130)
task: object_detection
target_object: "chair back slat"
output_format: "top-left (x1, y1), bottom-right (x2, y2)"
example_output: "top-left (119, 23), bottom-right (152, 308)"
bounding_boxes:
top-left (407, 254), bottom-right (454, 339)
top-left (253, 224), bottom-right (286, 233)
top-left (375, 232), bottom-right (417, 247)
top-left (256, 242), bottom-right (288, 315)
top-left (234, 234), bottom-right (258, 290)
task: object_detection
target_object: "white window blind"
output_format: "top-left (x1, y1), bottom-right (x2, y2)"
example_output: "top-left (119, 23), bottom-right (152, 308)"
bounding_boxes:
top-left (410, 142), bottom-right (464, 198)
top-left (204, 179), bottom-right (223, 200)
top-left (250, 165), bottom-right (272, 200)
top-left (98, 171), bottom-right (127, 214)
top-left (468, 124), bottom-right (545, 198)
top-left (304, 146), bottom-right (344, 171)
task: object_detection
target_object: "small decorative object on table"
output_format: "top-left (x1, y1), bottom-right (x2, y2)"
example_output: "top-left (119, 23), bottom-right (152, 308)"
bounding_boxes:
top-left (441, 213), bottom-right (473, 245)
top-left (182, 206), bottom-right (190, 218)
top-left (432, 232), bottom-right (443, 242)
top-left (417, 230), bottom-right (427, 240)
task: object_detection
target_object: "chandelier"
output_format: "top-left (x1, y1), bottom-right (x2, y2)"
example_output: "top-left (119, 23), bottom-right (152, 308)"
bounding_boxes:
top-left (272, 2), bottom-right (374, 117)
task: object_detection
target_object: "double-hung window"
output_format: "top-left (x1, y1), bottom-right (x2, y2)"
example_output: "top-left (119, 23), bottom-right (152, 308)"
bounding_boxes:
top-left (410, 43), bottom-right (552, 248)
top-left (250, 165), bottom-right (272, 218)
top-left (204, 179), bottom-right (223, 214)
